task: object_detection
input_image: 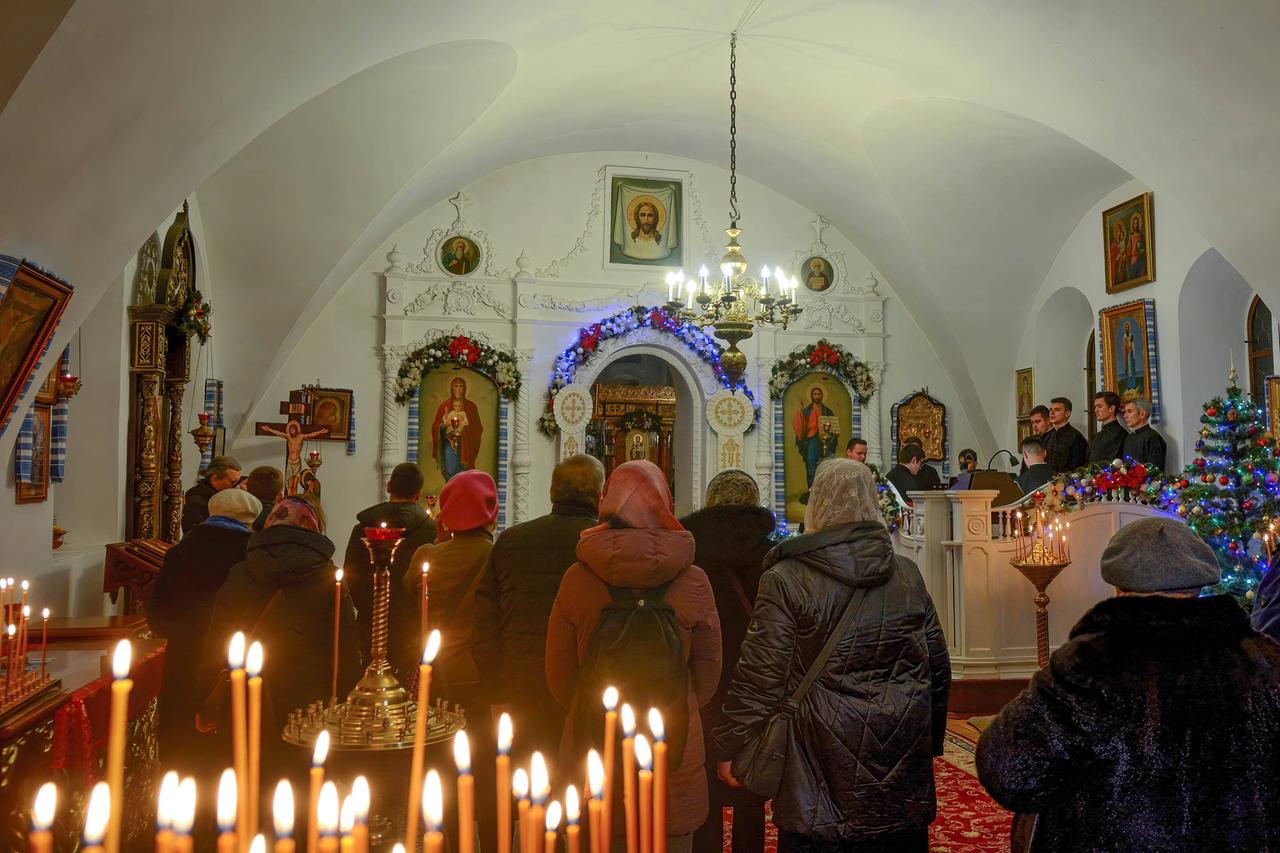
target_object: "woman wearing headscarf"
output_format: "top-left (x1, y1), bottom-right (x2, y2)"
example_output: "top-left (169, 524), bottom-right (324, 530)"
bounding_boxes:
top-left (547, 461), bottom-right (722, 853)
top-left (679, 470), bottom-right (774, 853)
top-left (713, 458), bottom-right (951, 853)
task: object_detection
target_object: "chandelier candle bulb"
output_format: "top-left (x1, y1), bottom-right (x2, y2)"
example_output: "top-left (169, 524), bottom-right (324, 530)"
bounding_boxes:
top-left (587, 751), bottom-right (605, 853)
top-left (316, 782), bottom-right (340, 853)
top-left (273, 780), bottom-right (295, 853)
top-left (497, 713), bottom-right (513, 853)
top-left (29, 782), bottom-right (56, 853)
top-left (339, 796), bottom-right (356, 853)
top-left (405, 630), bottom-right (442, 852)
top-left (648, 709), bottom-right (667, 853)
top-left (105, 639), bottom-right (133, 853)
top-left (351, 777), bottom-right (370, 853)
top-left (83, 782), bottom-right (111, 853)
top-left (620, 704), bottom-right (638, 853)
top-left (174, 777), bottom-right (197, 853)
top-left (156, 771), bottom-right (180, 853)
top-left (635, 736), bottom-right (654, 853)
top-left (513, 769), bottom-right (531, 853)
top-left (455, 731), bottom-right (475, 853)
top-left (601, 687), bottom-right (619, 853)
top-left (246, 642), bottom-right (265, 839)
top-left (332, 569), bottom-right (343, 702)
top-left (565, 786), bottom-right (581, 853)
top-left (309, 730), bottom-right (330, 853)
top-left (544, 801), bottom-right (562, 853)
top-left (423, 771), bottom-right (445, 853)
top-left (216, 769), bottom-right (238, 853)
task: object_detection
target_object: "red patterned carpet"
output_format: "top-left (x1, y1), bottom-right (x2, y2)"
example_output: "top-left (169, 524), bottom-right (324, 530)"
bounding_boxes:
top-left (721, 743), bottom-right (1010, 852)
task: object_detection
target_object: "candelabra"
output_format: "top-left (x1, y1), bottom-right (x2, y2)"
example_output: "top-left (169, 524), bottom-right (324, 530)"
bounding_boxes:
top-left (56, 373), bottom-right (82, 401)
top-left (1009, 506), bottom-right (1071, 669)
top-left (190, 412), bottom-right (215, 464)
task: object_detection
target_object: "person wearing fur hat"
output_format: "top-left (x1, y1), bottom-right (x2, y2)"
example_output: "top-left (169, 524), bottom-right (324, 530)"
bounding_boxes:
top-left (150, 488), bottom-right (261, 774)
top-left (977, 517), bottom-right (1280, 851)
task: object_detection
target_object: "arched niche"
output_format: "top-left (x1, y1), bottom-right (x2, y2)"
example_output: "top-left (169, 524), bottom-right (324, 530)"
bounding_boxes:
top-left (1034, 286), bottom-right (1094, 426)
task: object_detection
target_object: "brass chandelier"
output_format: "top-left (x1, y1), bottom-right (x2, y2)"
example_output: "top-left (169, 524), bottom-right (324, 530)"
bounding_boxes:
top-left (663, 32), bottom-right (801, 385)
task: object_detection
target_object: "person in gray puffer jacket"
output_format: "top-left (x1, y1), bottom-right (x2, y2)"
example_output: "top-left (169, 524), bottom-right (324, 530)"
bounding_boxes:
top-left (713, 458), bottom-right (951, 853)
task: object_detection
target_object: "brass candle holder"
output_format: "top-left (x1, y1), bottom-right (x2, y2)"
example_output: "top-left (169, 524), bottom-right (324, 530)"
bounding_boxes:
top-left (190, 412), bottom-right (215, 464)
top-left (1010, 506), bottom-right (1071, 670)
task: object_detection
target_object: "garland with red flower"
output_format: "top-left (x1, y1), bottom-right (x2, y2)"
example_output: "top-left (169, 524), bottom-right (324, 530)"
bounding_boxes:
top-left (618, 409), bottom-right (663, 433)
top-left (393, 333), bottom-right (521, 404)
top-left (768, 339), bottom-right (878, 403)
top-left (537, 305), bottom-right (758, 438)
top-left (176, 287), bottom-right (213, 344)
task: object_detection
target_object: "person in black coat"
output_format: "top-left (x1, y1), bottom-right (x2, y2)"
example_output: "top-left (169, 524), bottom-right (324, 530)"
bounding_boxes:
top-left (1120, 396), bottom-right (1167, 472)
top-left (245, 465), bottom-right (284, 532)
top-left (715, 459), bottom-right (951, 853)
top-left (342, 463), bottom-right (436, 683)
top-left (1016, 436), bottom-right (1053, 494)
top-left (1045, 397), bottom-right (1089, 473)
top-left (681, 470), bottom-right (775, 853)
top-left (181, 455), bottom-right (243, 534)
top-left (471, 454), bottom-right (604, 762)
top-left (886, 444), bottom-right (925, 502)
top-left (149, 489), bottom-right (261, 774)
top-left (1088, 391), bottom-right (1128, 466)
top-left (977, 518), bottom-right (1280, 852)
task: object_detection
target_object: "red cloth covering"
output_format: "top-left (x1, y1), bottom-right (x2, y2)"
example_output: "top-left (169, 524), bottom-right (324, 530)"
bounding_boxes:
top-left (51, 642), bottom-right (166, 783)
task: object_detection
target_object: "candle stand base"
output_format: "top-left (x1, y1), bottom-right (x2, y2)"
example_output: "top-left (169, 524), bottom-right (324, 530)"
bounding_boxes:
top-left (1010, 560), bottom-right (1069, 670)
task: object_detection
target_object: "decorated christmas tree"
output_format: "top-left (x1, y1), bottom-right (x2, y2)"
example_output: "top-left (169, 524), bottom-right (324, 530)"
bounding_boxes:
top-left (1162, 373), bottom-right (1280, 604)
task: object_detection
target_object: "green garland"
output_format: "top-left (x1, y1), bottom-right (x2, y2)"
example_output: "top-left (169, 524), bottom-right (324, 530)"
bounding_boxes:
top-left (769, 339), bottom-right (877, 403)
top-left (392, 334), bottom-right (521, 404)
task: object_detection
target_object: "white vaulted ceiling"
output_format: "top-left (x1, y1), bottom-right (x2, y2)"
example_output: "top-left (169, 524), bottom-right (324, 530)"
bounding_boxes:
top-left (3, 0), bottom-right (1280, 456)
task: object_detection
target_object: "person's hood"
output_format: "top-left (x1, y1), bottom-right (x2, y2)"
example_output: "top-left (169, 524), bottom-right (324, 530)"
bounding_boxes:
top-left (245, 524), bottom-right (336, 586)
top-left (764, 521), bottom-right (895, 589)
top-left (680, 504), bottom-right (776, 552)
top-left (355, 501), bottom-right (431, 533)
top-left (575, 527), bottom-right (696, 589)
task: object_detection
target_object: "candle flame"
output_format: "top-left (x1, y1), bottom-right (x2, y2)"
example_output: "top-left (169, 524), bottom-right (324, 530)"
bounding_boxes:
top-left (620, 703), bottom-right (636, 737)
top-left (546, 800), bottom-right (563, 832)
top-left (312, 729), bottom-right (331, 766)
top-left (393, 846), bottom-right (407, 853)
top-left (83, 782), bottom-right (111, 844)
top-left (217, 768), bottom-right (238, 831)
top-left (423, 770), bottom-right (444, 830)
top-left (497, 712), bottom-right (513, 753)
top-left (32, 782), bottom-right (56, 830)
top-left (21, 579), bottom-right (28, 591)
top-left (335, 568), bottom-right (344, 583)
top-left (513, 768), bottom-right (530, 799)
top-left (157, 771), bottom-right (180, 829)
top-left (228, 631), bottom-right (246, 669)
top-left (635, 734), bottom-right (653, 770)
top-left (648, 707), bottom-right (664, 742)
top-left (112, 639), bottom-right (133, 680)
top-left (7, 624), bottom-right (14, 638)
top-left (454, 730), bottom-right (472, 774)
top-left (530, 751), bottom-right (550, 801)
top-left (422, 561), bottom-right (430, 575)
top-left (249, 836), bottom-right (266, 853)
top-left (351, 776), bottom-right (370, 822)
top-left (587, 750), bottom-right (605, 798)
top-left (565, 785), bottom-right (580, 823)
top-left (22, 604), bottom-right (29, 618)
top-left (273, 780), bottom-right (294, 836)
top-left (42, 607), bottom-right (49, 619)
top-left (339, 795), bottom-right (356, 834)
top-left (317, 782), bottom-right (339, 834)
top-left (380, 521), bottom-right (387, 528)
top-left (603, 686), bottom-right (619, 711)
top-left (423, 629), bottom-right (442, 664)
top-left (174, 777), bottom-right (197, 834)
top-left (246, 641), bottom-right (264, 678)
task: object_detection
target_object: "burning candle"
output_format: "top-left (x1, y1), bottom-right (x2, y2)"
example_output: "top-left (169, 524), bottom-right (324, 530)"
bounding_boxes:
top-left (514, 769), bottom-right (531, 853)
top-left (246, 641), bottom-right (264, 838)
top-left (497, 712), bottom-right (513, 853)
top-left (316, 782), bottom-right (340, 853)
top-left (105, 639), bottom-right (132, 853)
top-left (19, 603), bottom-right (30, 686)
top-left (308, 730), bottom-right (330, 853)
top-left (529, 752), bottom-right (549, 853)
top-left (83, 782), bottom-right (111, 853)
top-left (420, 561), bottom-right (430, 640)
top-left (351, 777), bottom-right (370, 853)
top-left (423, 771), bottom-right (444, 853)
top-left (565, 785), bottom-right (581, 853)
top-left (332, 570), bottom-right (343, 702)
top-left (455, 731), bottom-right (475, 853)
top-left (648, 709), bottom-right (667, 853)
top-left (665, 272), bottom-right (675, 304)
top-left (173, 777), bottom-right (197, 853)
top-left (217, 769), bottom-right (238, 853)
top-left (30, 782), bottom-right (56, 853)
top-left (406, 630), bottom-right (442, 851)
top-left (544, 801), bottom-right (562, 853)
top-left (587, 751), bottom-right (605, 853)
top-left (6, 623), bottom-right (15, 698)
top-left (635, 736), bottom-right (653, 853)
top-left (338, 797), bottom-right (355, 853)
top-left (156, 771), bottom-right (180, 853)
top-left (620, 704), bottom-right (638, 853)
top-left (601, 687), bottom-right (619, 853)
top-left (249, 836), bottom-right (266, 853)
top-left (273, 780), bottom-right (295, 853)
top-left (39, 607), bottom-right (48, 683)
top-left (228, 633), bottom-right (247, 853)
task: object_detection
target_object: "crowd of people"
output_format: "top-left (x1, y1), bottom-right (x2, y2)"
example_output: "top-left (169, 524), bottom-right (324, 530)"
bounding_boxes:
top-left (149, 436), bottom-right (1280, 851)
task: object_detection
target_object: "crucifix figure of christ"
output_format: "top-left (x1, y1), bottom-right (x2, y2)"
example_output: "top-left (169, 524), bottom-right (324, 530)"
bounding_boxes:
top-left (255, 390), bottom-right (329, 495)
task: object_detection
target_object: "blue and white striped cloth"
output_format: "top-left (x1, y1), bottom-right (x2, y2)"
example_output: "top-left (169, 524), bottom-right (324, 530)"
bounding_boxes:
top-left (406, 386), bottom-right (420, 463)
top-left (14, 411), bottom-right (34, 483)
top-left (347, 392), bottom-right (356, 455)
top-left (202, 377), bottom-right (223, 469)
top-left (50, 346), bottom-right (70, 482)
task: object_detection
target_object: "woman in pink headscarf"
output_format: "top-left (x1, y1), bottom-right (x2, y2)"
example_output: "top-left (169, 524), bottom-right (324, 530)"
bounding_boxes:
top-left (546, 461), bottom-right (722, 853)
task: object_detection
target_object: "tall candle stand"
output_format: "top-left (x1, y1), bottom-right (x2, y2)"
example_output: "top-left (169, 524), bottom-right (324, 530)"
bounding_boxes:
top-left (1009, 506), bottom-right (1072, 670)
top-left (283, 526), bottom-right (463, 843)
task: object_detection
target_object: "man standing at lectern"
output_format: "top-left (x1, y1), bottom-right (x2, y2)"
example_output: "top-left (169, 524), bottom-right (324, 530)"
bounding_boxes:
top-left (1045, 397), bottom-right (1088, 473)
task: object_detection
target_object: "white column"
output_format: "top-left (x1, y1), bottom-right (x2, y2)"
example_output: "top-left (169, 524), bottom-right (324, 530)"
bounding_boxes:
top-left (377, 347), bottom-right (401, 500)
top-left (512, 348), bottom-right (534, 523)
top-left (865, 361), bottom-right (885, 469)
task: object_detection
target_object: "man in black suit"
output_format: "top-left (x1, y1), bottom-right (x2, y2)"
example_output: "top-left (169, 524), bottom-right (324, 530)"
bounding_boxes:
top-left (887, 443), bottom-right (925, 502)
top-left (1089, 391), bottom-right (1128, 466)
top-left (1016, 436), bottom-right (1054, 494)
top-left (1045, 397), bottom-right (1089, 473)
top-left (1120, 397), bottom-right (1167, 472)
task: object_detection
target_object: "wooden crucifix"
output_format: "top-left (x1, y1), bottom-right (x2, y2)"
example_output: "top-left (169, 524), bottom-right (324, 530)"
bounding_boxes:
top-left (255, 390), bottom-right (329, 495)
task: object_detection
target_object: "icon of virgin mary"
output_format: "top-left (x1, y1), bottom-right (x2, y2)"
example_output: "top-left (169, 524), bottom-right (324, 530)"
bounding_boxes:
top-left (431, 376), bottom-right (484, 481)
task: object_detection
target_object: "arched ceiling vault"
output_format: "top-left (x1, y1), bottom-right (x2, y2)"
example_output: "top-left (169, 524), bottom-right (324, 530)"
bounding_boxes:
top-left (4, 0), bottom-right (1279, 459)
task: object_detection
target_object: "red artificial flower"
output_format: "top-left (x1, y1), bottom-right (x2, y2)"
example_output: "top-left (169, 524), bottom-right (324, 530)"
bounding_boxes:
top-left (810, 343), bottom-right (838, 366)
top-left (579, 324), bottom-right (602, 352)
top-left (448, 335), bottom-right (480, 364)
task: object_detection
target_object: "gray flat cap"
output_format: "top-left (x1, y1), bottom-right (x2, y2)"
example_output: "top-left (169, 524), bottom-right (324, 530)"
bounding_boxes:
top-left (1100, 517), bottom-right (1220, 592)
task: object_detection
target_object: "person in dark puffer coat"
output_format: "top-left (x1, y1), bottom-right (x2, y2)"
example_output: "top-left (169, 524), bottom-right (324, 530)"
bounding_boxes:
top-left (680, 469), bottom-right (775, 853)
top-left (977, 517), bottom-right (1280, 852)
top-left (714, 458), bottom-right (950, 853)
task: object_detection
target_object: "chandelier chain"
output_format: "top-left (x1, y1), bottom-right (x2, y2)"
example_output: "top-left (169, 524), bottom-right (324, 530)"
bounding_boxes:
top-left (728, 32), bottom-right (739, 227)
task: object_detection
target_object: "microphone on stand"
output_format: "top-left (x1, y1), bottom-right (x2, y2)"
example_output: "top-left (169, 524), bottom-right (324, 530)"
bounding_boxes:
top-left (987, 449), bottom-right (1020, 469)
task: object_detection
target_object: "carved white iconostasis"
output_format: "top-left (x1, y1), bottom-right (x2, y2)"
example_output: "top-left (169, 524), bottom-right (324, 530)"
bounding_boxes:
top-left (378, 176), bottom-right (887, 523)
